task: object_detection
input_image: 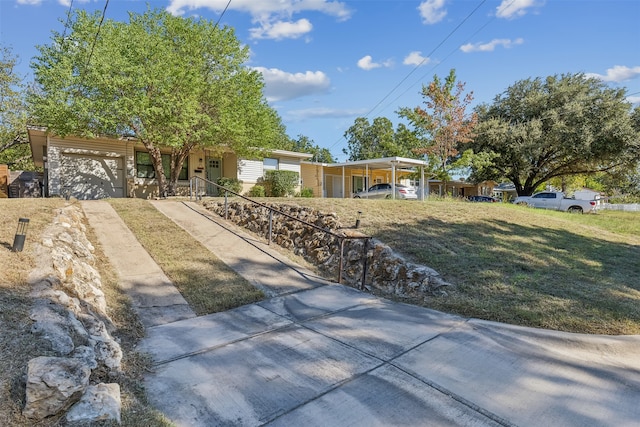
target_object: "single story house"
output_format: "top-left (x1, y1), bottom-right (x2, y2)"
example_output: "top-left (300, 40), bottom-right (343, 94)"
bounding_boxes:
top-left (28, 127), bottom-right (312, 199)
top-left (300, 157), bottom-right (495, 199)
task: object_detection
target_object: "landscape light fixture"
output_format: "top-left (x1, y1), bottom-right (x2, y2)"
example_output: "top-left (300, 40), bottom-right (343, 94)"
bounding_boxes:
top-left (12, 217), bottom-right (30, 252)
top-left (355, 211), bottom-right (362, 229)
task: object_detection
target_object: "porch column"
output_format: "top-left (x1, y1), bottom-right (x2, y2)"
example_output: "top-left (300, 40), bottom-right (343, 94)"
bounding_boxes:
top-left (391, 161), bottom-right (396, 200)
top-left (420, 166), bottom-right (425, 201)
top-left (342, 166), bottom-right (345, 198)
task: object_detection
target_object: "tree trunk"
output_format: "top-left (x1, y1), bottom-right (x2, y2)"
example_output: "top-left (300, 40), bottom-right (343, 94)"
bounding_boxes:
top-left (146, 145), bottom-right (167, 198)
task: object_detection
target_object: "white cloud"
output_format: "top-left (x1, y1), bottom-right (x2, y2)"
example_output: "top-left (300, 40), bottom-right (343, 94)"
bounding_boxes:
top-left (460, 38), bottom-right (524, 53)
top-left (627, 96), bottom-right (640, 105)
top-left (585, 65), bottom-right (640, 83)
top-left (17, 0), bottom-right (43, 4)
top-left (249, 19), bottom-right (312, 40)
top-left (418, 0), bottom-right (447, 25)
top-left (285, 107), bottom-right (368, 121)
top-left (403, 51), bottom-right (430, 66)
top-left (496, 0), bottom-right (540, 19)
top-left (357, 55), bottom-right (393, 71)
top-left (167, 0), bottom-right (352, 40)
top-left (357, 55), bottom-right (379, 70)
top-left (253, 67), bottom-right (331, 102)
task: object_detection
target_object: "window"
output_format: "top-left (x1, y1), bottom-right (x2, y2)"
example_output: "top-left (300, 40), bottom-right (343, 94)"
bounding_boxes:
top-left (263, 158), bottom-right (278, 171)
top-left (136, 152), bottom-right (188, 180)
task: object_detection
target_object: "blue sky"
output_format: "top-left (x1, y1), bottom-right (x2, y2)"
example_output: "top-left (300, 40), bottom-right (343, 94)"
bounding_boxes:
top-left (2, 0), bottom-right (639, 161)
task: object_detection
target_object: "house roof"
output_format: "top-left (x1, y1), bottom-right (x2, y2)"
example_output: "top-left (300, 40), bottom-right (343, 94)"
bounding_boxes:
top-left (304, 156), bottom-right (427, 170)
top-left (27, 127), bottom-right (48, 167)
top-left (269, 149), bottom-right (313, 159)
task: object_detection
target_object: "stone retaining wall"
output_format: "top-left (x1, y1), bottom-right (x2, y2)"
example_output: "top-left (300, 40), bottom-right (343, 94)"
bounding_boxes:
top-left (202, 200), bottom-right (451, 298)
top-left (23, 204), bottom-right (122, 424)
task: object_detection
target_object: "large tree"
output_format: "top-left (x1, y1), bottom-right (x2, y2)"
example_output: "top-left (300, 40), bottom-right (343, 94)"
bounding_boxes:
top-left (398, 69), bottom-right (477, 180)
top-left (342, 116), bottom-right (420, 161)
top-left (29, 8), bottom-right (287, 195)
top-left (468, 73), bottom-right (640, 196)
top-left (289, 134), bottom-right (335, 163)
top-left (0, 46), bottom-right (33, 170)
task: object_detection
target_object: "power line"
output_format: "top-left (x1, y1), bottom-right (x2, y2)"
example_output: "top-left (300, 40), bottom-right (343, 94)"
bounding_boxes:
top-left (214, 0), bottom-right (232, 29)
top-left (85, 0), bottom-right (110, 69)
top-left (61, 0), bottom-right (74, 40)
top-left (325, 0), bottom-right (489, 155)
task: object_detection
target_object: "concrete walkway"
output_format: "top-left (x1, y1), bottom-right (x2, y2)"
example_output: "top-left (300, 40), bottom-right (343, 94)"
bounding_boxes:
top-left (82, 200), bottom-right (640, 427)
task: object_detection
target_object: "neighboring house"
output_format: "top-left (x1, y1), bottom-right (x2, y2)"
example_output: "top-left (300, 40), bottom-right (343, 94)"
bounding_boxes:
top-left (300, 157), bottom-right (495, 199)
top-left (27, 127), bottom-right (311, 199)
top-left (492, 182), bottom-right (518, 202)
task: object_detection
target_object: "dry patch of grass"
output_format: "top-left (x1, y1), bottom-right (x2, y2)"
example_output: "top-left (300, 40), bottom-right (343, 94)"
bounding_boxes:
top-left (1, 199), bottom-right (65, 426)
top-left (108, 198), bottom-right (264, 315)
top-left (0, 199), bottom-right (172, 426)
top-left (276, 197), bottom-right (640, 335)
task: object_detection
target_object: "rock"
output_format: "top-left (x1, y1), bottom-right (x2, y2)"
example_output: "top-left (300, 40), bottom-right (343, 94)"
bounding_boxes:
top-left (204, 200), bottom-right (451, 297)
top-left (23, 204), bottom-right (124, 421)
top-left (23, 356), bottom-right (91, 420)
top-left (66, 383), bottom-right (121, 424)
top-left (29, 300), bottom-right (76, 355)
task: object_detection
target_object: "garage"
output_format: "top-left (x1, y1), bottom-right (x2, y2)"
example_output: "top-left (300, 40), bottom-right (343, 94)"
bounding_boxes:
top-left (60, 153), bottom-right (125, 199)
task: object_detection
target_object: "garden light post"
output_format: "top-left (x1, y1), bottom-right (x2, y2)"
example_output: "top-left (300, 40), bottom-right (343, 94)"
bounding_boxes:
top-left (12, 218), bottom-right (30, 252)
top-left (355, 211), bottom-right (362, 229)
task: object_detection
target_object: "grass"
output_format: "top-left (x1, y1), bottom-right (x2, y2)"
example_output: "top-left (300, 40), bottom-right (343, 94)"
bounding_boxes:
top-left (273, 197), bottom-right (640, 335)
top-left (0, 199), bottom-right (172, 427)
top-left (108, 198), bottom-right (264, 315)
top-left (2, 196), bottom-right (638, 423)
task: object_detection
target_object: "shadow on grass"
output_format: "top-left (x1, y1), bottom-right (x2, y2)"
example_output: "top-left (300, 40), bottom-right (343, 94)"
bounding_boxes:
top-left (371, 217), bottom-right (640, 334)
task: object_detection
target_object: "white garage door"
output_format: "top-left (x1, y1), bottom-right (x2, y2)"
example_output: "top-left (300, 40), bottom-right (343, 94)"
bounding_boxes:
top-left (60, 153), bottom-right (125, 199)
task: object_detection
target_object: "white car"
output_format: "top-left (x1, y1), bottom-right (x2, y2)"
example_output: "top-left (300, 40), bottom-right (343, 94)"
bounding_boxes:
top-left (353, 183), bottom-right (418, 200)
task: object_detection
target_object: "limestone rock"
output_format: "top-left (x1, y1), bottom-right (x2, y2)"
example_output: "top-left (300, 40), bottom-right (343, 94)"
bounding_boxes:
top-left (66, 383), bottom-right (121, 424)
top-left (23, 356), bottom-right (91, 420)
top-left (29, 300), bottom-right (75, 355)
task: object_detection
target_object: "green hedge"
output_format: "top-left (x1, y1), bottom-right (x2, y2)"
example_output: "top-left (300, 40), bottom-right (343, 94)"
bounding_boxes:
top-left (216, 177), bottom-right (243, 196)
top-left (264, 170), bottom-right (299, 197)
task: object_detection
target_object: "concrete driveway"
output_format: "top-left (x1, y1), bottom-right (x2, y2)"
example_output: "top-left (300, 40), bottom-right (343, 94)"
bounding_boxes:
top-left (85, 200), bottom-right (640, 427)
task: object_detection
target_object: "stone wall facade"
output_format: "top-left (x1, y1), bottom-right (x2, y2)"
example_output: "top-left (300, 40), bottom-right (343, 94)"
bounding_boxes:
top-left (202, 200), bottom-right (451, 298)
top-left (23, 204), bottom-right (122, 423)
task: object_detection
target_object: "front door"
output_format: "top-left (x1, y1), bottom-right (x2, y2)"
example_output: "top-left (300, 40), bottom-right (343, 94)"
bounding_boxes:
top-left (206, 158), bottom-right (221, 196)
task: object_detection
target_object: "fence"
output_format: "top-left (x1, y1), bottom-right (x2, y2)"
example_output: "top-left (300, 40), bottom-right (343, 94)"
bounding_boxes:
top-left (601, 203), bottom-right (640, 212)
top-left (189, 176), bottom-right (372, 287)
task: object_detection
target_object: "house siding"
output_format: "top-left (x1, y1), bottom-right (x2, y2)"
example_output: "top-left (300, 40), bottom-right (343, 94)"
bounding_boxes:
top-left (300, 163), bottom-right (323, 197)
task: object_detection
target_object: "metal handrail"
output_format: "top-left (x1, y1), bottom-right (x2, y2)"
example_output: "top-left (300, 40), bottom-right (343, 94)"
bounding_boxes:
top-left (189, 176), bottom-right (371, 287)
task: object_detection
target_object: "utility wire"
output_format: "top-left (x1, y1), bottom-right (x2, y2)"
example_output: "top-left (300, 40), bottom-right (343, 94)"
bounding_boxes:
top-left (85, 0), bottom-right (110, 69)
top-left (61, 0), bottom-right (74, 40)
top-left (214, 0), bottom-right (232, 29)
top-left (325, 0), bottom-right (489, 154)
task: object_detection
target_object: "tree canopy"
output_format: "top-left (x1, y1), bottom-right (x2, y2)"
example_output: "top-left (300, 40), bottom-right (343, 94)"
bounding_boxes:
top-left (29, 8), bottom-right (287, 195)
top-left (0, 46), bottom-right (33, 170)
top-left (288, 134), bottom-right (335, 163)
top-left (342, 116), bottom-right (421, 161)
top-left (398, 69), bottom-right (476, 180)
top-left (467, 73), bottom-right (640, 196)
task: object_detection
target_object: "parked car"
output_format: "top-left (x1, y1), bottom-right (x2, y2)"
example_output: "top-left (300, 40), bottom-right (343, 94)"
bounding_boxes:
top-left (353, 183), bottom-right (418, 199)
top-left (467, 195), bottom-right (498, 203)
top-left (512, 191), bottom-right (597, 213)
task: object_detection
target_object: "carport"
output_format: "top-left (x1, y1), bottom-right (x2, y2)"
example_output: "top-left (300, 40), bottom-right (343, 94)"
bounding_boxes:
top-left (324, 157), bottom-right (428, 200)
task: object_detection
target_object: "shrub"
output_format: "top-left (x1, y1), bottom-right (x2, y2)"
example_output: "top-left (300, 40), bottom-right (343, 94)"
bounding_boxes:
top-left (263, 170), bottom-right (299, 197)
top-left (297, 187), bottom-right (314, 198)
top-left (216, 177), bottom-right (243, 196)
top-left (247, 185), bottom-right (266, 198)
